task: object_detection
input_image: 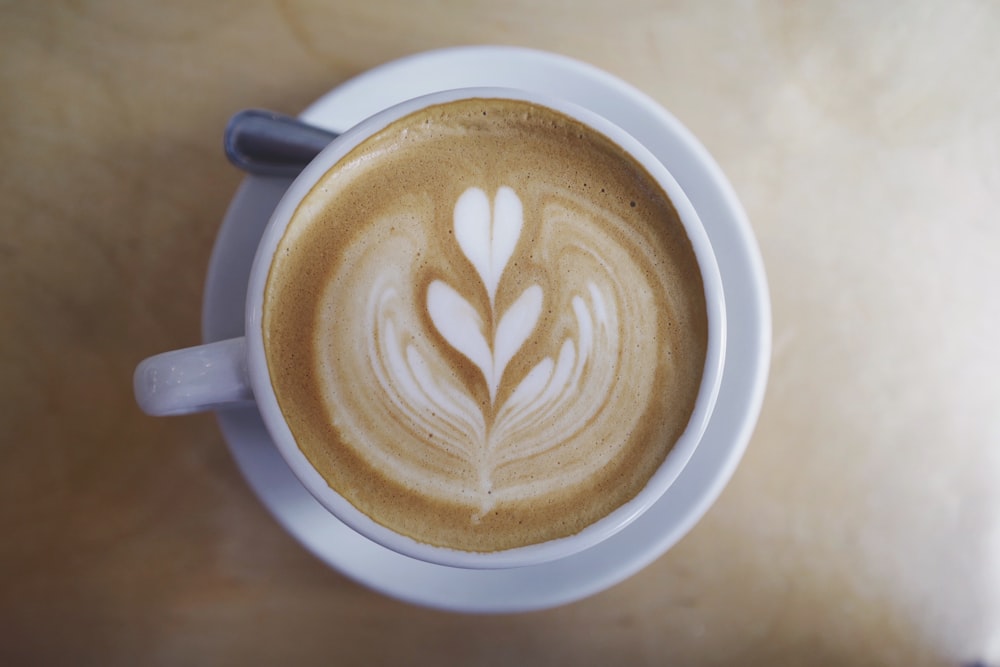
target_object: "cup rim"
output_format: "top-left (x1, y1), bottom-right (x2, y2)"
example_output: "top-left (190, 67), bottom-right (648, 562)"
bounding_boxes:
top-left (244, 86), bottom-right (726, 569)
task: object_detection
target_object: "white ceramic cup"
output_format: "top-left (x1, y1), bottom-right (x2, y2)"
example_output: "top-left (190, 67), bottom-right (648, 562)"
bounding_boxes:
top-left (134, 87), bottom-right (727, 569)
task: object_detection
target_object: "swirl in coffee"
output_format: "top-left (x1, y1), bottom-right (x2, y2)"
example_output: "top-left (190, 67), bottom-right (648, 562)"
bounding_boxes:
top-left (263, 98), bottom-right (708, 552)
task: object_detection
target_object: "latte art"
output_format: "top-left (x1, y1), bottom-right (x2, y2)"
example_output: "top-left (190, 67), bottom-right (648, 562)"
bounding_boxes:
top-left (263, 98), bottom-right (708, 551)
top-left (427, 186), bottom-right (537, 404)
top-left (356, 185), bottom-right (624, 517)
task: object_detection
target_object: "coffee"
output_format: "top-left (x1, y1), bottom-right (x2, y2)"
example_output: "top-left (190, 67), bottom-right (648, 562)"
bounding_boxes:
top-left (262, 98), bottom-right (708, 552)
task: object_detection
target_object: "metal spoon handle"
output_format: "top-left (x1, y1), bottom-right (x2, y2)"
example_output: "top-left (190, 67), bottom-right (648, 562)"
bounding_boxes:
top-left (223, 109), bottom-right (339, 177)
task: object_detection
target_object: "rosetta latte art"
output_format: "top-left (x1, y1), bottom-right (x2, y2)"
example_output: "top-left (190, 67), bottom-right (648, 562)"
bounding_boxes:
top-left (345, 186), bottom-right (628, 517)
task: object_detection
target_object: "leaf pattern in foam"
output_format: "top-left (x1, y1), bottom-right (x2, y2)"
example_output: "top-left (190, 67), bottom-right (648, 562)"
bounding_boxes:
top-left (364, 186), bottom-right (624, 506)
top-left (426, 280), bottom-right (493, 391)
top-left (403, 344), bottom-right (485, 450)
top-left (490, 290), bottom-right (611, 465)
top-left (491, 285), bottom-right (543, 402)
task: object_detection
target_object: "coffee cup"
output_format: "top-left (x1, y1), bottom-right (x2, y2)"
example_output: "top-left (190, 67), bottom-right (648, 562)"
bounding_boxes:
top-left (134, 87), bottom-right (726, 569)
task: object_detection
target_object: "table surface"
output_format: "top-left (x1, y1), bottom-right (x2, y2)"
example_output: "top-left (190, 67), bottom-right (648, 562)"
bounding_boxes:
top-left (2, 1), bottom-right (998, 665)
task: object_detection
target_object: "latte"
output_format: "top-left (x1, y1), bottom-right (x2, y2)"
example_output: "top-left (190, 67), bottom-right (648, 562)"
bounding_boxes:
top-left (262, 98), bottom-right (708, 552)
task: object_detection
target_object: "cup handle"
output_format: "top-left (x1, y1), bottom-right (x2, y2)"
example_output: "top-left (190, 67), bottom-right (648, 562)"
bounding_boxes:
top-left (133, 337), bottom-right (254, 416)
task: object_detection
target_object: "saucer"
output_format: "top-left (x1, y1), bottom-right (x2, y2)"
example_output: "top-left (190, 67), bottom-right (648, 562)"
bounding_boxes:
top-left (202, 46), bottom-right (770, 613)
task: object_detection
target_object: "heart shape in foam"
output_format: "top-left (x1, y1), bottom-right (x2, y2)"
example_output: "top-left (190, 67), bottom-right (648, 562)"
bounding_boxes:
top-left (453, 186), bottom-right (523, 308)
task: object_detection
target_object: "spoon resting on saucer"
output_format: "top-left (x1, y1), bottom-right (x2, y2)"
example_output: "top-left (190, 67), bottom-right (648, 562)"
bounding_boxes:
top-left (224, 109), bottom-right (338, 177)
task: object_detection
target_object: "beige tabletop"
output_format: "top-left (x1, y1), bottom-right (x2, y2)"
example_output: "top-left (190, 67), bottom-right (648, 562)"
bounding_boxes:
top-left (2, 1), bottom-right (999, 665)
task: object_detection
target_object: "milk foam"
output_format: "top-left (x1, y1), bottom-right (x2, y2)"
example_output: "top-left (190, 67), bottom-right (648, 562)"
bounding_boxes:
top-left (316, 184), bottom-right (650, 517)
top-left (263, 98), bottom-right (708, 551)
top-left (452, 186), bottom-right (523, 308)
top-left (428, 186), bottom-right (540, 402)
top-left (373, 187), bottom-right (619, 515)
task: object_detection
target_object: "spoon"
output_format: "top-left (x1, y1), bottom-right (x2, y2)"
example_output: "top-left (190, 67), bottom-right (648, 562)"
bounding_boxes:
top-left (223, 109), bottom-right (338, 177)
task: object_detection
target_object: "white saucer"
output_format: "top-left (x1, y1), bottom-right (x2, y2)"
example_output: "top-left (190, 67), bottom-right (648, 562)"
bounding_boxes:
top-left (202, 46), bottom-right (770, 613)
